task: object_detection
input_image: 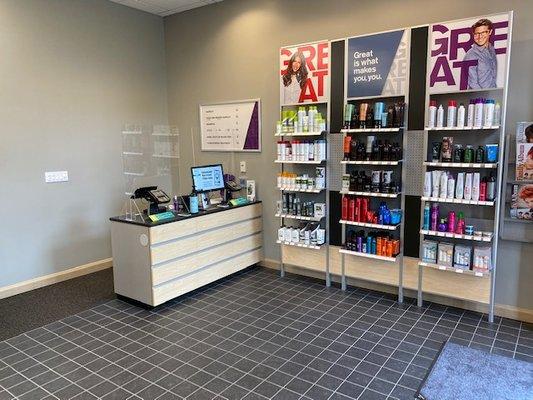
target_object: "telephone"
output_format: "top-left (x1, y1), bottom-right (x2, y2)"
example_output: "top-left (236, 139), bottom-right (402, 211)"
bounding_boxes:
top-left (225, 180), bottom-right (242, 192)
top-left (133, 186), bottom-right (170, 214)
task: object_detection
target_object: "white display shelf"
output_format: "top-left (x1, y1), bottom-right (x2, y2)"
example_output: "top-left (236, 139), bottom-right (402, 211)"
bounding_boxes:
top-left (429, 87), bottom-right (503, 96)
top-left (152, 154), bottom-right (179, 159)
top-left (341, 160), bottom-right (402, 166)
top-left (423, 161), bottom-right (498, 169)
top-left (122, 131), bottom-right (142, 135)
top-left (274, 131), bottom-right (324, 137)
top-left (277, 187), bottom-right (323, 193)
top-left (426, 126), bottom-right (499, 131)
top-left (339, 248), bottom-right (398, 262)
top-left (341, 127), bottom-right (402, 133)
top-left (274, 159), bottom-right (324, 164)
top-left (122, 151), bottom-right (143, 156)
top-left (340, 220), bottom-right (400, 230)
top-left (421, 197), bottom-right (494, 206)
top-left (275, 213), bottom-right (323, 222)
top-left (123, 172), bottom-right (144, 176)
top-left (420, 229), bottom-right (493, 242)
top-left (418, 261), bottom-right (490, 277)
top-left (276, 240), bottom-right (323, 250)
top-left (340, 190), bottom-right (400, 198)
top-left (152, 133), bottom-right (179, 137)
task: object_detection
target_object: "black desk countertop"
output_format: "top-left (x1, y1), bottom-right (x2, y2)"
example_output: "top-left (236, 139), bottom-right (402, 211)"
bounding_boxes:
top-left (110, 201), bottom-right (262, 228)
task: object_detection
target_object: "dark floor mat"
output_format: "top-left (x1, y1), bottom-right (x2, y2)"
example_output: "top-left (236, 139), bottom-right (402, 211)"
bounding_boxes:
top-left (416, 340), bottom-right (533, 400)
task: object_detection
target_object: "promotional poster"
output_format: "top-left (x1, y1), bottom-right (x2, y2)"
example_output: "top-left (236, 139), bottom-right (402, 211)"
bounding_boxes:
top-left (428, 12), bottom-right (511, 93)
top-left (347, 29), bottom-right (410, 99)
top-left (516, 122), bottom-right (533, 181)
top-left (280, 41), bottom-right (329, 105)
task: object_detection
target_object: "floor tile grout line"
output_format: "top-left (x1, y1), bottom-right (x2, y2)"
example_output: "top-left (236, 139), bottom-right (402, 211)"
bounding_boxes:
top-left (324, 298), bottom-right (430, 399)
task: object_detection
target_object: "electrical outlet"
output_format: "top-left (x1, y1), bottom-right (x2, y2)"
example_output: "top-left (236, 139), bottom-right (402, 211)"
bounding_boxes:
top-left (240, 161), bottom-right (246, 173)
top-left (45, 171), bottom-right (69, 183)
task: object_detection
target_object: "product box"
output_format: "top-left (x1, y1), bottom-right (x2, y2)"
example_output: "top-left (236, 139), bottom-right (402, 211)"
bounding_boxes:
top-left (314, 203), bottom-right (326, 219)
top-left (473, 246), bottom-right (492, 273)
top-left (315, 167), bottom-right (326, 189)
top-left (342, 175), bottom-right (350, 192)
top-left (422, 240), bottom-right (437, 263)
top-left (515, 122), bottom-right (533, 181)
top-left (453, 245), bottom-right (472, 270)
top-left (246, 180), bottom-right (256, 202)
top-left (510, 184), bottom-right (533, 220)
top-left (437, 242), bottom-right (454, 267)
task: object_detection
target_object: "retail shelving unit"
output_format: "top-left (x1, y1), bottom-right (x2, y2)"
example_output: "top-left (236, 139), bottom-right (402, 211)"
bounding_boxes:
top-left (339, 124), bottom-right (408, 302)
top-left (276, 41), bottom-right (331, 286)
top-left (417, 14), bottom-right (513, 323)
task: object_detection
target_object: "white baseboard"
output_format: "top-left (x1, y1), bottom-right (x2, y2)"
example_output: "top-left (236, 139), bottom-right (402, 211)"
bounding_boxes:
top-left (0, 258), bottom-right (113, 300)
top-left (258, 259), bottom-right (533, 323)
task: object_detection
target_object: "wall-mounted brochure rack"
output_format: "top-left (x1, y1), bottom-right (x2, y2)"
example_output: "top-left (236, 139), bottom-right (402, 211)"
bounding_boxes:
top-left (417, 12), bottom-right (513, 323)
top-left (276, 40), bottom-right (331, 285)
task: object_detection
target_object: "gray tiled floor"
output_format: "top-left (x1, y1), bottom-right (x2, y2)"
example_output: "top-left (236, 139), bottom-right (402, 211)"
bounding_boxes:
top-left (0, 267), bottom-right (531, 400)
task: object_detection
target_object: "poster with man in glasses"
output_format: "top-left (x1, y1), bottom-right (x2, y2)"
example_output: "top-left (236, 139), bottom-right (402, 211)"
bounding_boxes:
top-left (428, 13), bottom-right (512, 93)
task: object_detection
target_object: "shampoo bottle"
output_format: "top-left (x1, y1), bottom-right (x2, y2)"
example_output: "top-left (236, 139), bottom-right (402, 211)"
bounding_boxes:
top-left (474, 98), bottom-right (484, 128)
top-left (439, 171), bottom-right (448, 199)
top-left (467, 99), bottom-right (475, 128)
top-left (428, 100), bottom-right (437, 128)
top-left (455, 172), bottom-right (465, 200)
top-left (423, 203), bottom-right (430, 230)
top-left (472, 173), bottom-right (480, 201)
top-left (457, 103), bottom-right (465, 129)
top-left (464, 173), bottom-right (473, 200)
top-left (436, 105), bottom-right (444, 128)
top-left (446, 100), bottom-right (457, 128)
top-left (487, 172), bottom-right (496, 201)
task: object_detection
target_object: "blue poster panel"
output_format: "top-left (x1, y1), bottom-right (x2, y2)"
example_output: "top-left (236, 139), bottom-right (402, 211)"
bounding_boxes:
top-left (347, 30), bottom-right (410, 99)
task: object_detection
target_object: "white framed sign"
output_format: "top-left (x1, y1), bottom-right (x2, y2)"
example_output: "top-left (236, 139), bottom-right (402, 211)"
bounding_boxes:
top-left (199, 99), bottom-right (261, 152)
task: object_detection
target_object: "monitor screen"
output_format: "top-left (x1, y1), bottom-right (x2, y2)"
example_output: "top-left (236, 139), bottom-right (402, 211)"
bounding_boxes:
top-left (191, 164), bottom-right (225, 193)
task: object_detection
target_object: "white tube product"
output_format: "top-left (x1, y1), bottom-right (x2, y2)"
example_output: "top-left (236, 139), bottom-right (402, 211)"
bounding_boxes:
top-left (455, 172), bottom-right (465, 199)
top-left (432, 170), bottom-right (442, 198)
top-left (447, 173), bottom-right (455, 199)
top-left (474, 99), bottom-right (484, 128)
top-left (457, 104), bottom-right (465, 129)
top-left (464, 173), bottom-right (473, 200)
top-left (439, 171), bottom-right (448, 199)
top-left (484, 100), bottom-right (495, 127)
top-left (494, 102), bottom-right (501, 126)
top-left (447, 100), bottom-right (457, 128)
top-left (467, 100), bottom-right (475, 128)
top-left (437, 105), bottom-right (444, 128)
top-left (308, 107), bottom-right (317, 132)
top-left (428, 100), bottom-right (437, 128)
top-left (423, 172), bottom-right (432, 197)
top-left (297, 107), bottom-right (305, 132)
top-left (304, 142), bottom-right (310, 161)
top-left (472, 173), bottom-right (480, 201)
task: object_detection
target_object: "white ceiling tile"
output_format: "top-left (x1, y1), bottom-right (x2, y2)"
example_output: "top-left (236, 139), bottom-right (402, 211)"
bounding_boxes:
top-left (108, 0), bottom-right (221, 16)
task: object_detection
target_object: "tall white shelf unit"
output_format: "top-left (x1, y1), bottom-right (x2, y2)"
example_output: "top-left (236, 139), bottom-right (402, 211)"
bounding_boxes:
top-left (276, 43), bottom-right (331, 286)
top-left (416, 13), bottom-right (513, 323)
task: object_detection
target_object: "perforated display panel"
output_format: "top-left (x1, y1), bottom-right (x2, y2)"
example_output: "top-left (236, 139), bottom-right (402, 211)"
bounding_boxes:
top-left (327, 133), bottom-right (344, 192)
top-left (404, 130), bottom-right (425, 196)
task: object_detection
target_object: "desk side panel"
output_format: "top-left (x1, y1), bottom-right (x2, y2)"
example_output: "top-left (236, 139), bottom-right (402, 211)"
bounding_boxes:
top-left (110, 222), bottom-right (153, 305)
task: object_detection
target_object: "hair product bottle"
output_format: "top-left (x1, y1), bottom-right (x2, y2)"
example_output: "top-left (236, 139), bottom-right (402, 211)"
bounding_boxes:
top-left (428, 100), bottom-right (437, 129)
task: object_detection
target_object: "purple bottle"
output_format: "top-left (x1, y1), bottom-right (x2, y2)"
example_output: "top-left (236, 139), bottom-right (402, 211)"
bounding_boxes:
top-left (430, 203), bottom-right (439, 231)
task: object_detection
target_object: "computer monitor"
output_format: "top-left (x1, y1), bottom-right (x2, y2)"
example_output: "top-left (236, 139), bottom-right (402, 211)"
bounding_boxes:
top-left (191, 164), bottom-right (225, 193)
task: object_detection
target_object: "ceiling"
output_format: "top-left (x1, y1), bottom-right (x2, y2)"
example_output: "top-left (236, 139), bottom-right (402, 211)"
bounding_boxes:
top-left (109, 0), bottom-right (222, 16)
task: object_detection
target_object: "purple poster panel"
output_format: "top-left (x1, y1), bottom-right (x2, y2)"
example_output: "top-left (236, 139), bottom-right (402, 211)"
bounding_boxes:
top-left (428, 13), bottom-right (511, 94)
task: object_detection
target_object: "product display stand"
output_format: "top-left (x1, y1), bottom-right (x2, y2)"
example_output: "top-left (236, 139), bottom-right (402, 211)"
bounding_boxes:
top-left (339, 109), bottom-right (407, 302)
top-left (417, 15), bottom-right (513, 322)
top-left (276, 42), bottom-right (331, 286)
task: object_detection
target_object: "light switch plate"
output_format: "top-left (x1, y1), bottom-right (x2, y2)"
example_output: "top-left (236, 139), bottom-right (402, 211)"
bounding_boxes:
top-left (240, 161), bottom-right (246, 173)
top-left (45, 171), bottom-right (69, 183)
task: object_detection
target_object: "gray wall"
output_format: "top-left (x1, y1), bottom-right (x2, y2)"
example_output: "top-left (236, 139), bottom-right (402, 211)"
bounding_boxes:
top-left (0, 0), bottom-right (168, 286)
top-left (164, 0), bottom-right (533, 310)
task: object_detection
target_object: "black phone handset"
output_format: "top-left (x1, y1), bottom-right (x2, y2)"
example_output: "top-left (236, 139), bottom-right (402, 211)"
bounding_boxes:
top-left (133, 186), bottom-right (170, 214)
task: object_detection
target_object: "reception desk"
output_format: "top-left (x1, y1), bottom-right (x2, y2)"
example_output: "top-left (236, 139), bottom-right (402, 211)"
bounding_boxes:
top-left (110, 201), bottom-right (262, 307)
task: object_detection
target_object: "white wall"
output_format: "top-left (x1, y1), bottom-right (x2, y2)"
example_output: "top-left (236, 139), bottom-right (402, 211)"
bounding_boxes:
top-left (0, 0), bottom-right (169, 286)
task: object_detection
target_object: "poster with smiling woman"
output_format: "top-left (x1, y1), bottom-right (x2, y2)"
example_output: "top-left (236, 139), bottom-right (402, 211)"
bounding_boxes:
top-left (428, 12), bottom-right (512, 93)
top-left (279, 41), bottom-right (329, 105)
